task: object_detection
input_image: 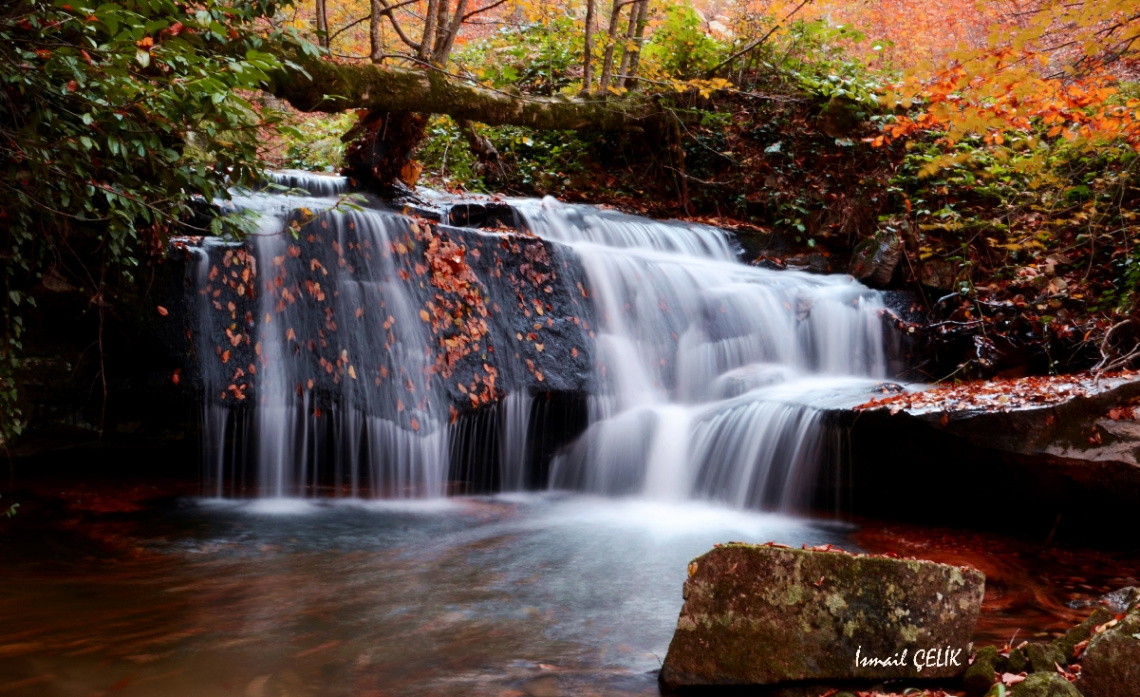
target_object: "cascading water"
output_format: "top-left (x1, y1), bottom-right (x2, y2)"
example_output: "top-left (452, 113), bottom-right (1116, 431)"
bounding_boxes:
top-left (183, 174), bottom-right (896, 510)
top-left (514, 199), bottom-right (888, 511)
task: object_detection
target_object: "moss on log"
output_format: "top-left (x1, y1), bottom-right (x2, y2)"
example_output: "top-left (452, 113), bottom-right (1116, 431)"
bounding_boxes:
top-left (269, 54), bottom-right (666, 132)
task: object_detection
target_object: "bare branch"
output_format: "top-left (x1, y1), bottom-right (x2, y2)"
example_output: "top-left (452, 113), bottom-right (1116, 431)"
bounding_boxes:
top-left (376, 0), bottom-right (421, 52)
top-left (704, 0), bottom-right (815, 78)
top-left (461, 0), bottom-right (509, 22)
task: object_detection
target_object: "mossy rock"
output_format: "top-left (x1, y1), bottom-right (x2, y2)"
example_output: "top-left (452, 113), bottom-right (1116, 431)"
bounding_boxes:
top-left (1052, 606), bottom-right (1111, 661)
top-left (1025, 642), bottom-right (1066, 673)
top-left (659, 544), bottom-right (984, 687)
top-left (964, 645), bottom-right (999, 695)
top-left (998, 646), bottom-right (1028, 674)
top-left (1079, 603), bottom-right (1140, 697)
top-left (1005, 673), bottom-right (1080, 697)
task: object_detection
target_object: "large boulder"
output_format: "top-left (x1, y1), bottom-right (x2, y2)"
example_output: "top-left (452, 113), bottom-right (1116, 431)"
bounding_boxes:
top-left (660, 543), bottom-right (984, 687)
top-left (1078, 601), bottom-right (1140, 697)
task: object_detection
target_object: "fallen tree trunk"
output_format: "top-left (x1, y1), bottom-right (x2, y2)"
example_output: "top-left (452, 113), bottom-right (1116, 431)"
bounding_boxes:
top-left (268, 54), bottom-right (667, 132)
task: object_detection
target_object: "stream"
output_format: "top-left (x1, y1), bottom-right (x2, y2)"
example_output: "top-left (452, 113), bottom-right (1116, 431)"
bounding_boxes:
top-left (2, 482), bottom-right (1139, 697)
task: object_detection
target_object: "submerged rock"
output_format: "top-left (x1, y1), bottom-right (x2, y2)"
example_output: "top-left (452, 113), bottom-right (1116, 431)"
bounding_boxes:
top-left (659, 543), bottom-right (984, 687)
top-left (1078, 603), bottom-right (1140, 697)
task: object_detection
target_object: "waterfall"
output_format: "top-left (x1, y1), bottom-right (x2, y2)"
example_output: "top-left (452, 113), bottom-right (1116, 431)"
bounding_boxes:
top-left (183, 175), bottom-right (894, 510)
top-left (514, 198), bottom-right (888, 512)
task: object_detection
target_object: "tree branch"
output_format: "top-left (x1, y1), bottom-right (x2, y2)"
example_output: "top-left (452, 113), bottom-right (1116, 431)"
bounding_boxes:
top-left (462, 0), bottom-right (510, 22)
top-left (377, 0), bottom-right (421, 52)
top-left (704, 0), bottom-right (814, 78)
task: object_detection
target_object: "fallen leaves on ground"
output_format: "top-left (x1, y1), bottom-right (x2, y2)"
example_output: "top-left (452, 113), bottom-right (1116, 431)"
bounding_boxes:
top-left (855, 372), bottom-right (1138, 415)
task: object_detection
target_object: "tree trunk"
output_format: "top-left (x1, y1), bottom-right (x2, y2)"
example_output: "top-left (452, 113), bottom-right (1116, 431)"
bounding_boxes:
top-left (432, 0), bottom-right (469, 65)
top-left (598, 0), bottom-right (625, 93)
top-left (315, 0), bottom-right (329, 50)
top-left (342, 111), bottom-right (429, 192)
top-left (369, 0), bottom-right (383, 62)
top-left (580, 0), bottom-right (596, 96)
top-left (418, 0), bottom-right (439, 62)
top-left (623, 0), bottom-right (650, 89)
top-left (268, 52), bottom-right (666, 132)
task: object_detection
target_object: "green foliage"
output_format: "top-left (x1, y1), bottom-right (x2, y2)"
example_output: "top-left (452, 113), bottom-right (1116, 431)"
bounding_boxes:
top-left (761, 20), bottom-right (883, 108)
top-left (888, 130), bottom-right (1140, 328)
top-left (418, 116), bottom-right (593, 195)
top-left (278, 113), bottom-right (357, 171)
top-left (644, 3), bottom-right (726, 78)
top-left (456, 14), bottom-right (581, 96)
top-left (0, 0), bottom-right (306, 442)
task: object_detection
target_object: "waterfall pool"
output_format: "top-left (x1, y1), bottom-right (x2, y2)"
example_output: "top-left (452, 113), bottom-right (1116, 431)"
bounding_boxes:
top-left (0, 490), bottom-right (848, 697)
top-left (2, 483), bottom-right (1139, 697)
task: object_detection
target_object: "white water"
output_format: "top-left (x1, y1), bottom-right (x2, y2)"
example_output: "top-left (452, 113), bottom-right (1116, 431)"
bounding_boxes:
top-left (515, 198), bottom-right (888, 511)
top-left (188, 175), bottom-right (894, 510)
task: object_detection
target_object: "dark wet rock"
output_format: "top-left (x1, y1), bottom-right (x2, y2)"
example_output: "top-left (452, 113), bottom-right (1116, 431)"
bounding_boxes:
top-left (659, 543), bottom-right (984, 687)
top-left (849, 234), bottom-right (900, 287)
top-left (1053, 606), bottom-right (1112, 662)
top-left (1078, 603), bottom-right (1140, 697)
top-left (920, 259), bottom-right (959, 291)
top-left (1025, 642), bottom-right (1066, 673)
top-left (784, 252), bottom-right (831, 274)
top-left (447, 201), bottom-right (519, 230)
top-left (837, 376), bottom-right (1140, 541)
top-left (1102, 586), bottom-right (1140, 613)
top-left (964, 645), bottom-right (998, 695)
top-left (990, 673), bottom-right (1080, 697)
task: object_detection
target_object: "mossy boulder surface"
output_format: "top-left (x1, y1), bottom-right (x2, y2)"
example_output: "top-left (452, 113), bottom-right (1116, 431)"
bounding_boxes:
top-left (1078, 603), bottom-right (1140, 697)
top-left (660, 544), bottom-right (985, 687)
top-left (1004, 673), bottom-right (1080, 697)
top-left (964, 645), bottom-right (999, 695)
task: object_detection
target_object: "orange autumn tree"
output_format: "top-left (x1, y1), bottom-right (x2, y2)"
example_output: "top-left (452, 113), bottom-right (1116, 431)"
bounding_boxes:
top-left (877, 0), bottom-right (1140, 161)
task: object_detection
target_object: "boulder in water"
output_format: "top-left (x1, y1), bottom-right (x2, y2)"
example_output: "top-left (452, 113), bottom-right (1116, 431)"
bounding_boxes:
top-left (660, 543), bottom-right (984, 687)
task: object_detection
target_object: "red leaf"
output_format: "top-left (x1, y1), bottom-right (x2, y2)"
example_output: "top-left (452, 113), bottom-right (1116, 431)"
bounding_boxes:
top-left (156, 305), bottom-right (169, 316)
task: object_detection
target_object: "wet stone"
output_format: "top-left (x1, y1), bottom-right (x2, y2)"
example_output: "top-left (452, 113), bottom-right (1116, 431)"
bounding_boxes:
top-left (660, 544), bottom-right (985, 687)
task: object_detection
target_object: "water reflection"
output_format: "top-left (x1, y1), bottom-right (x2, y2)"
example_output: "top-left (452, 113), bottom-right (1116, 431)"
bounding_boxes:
top-left (0, 494), bottom-right (846, 697)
